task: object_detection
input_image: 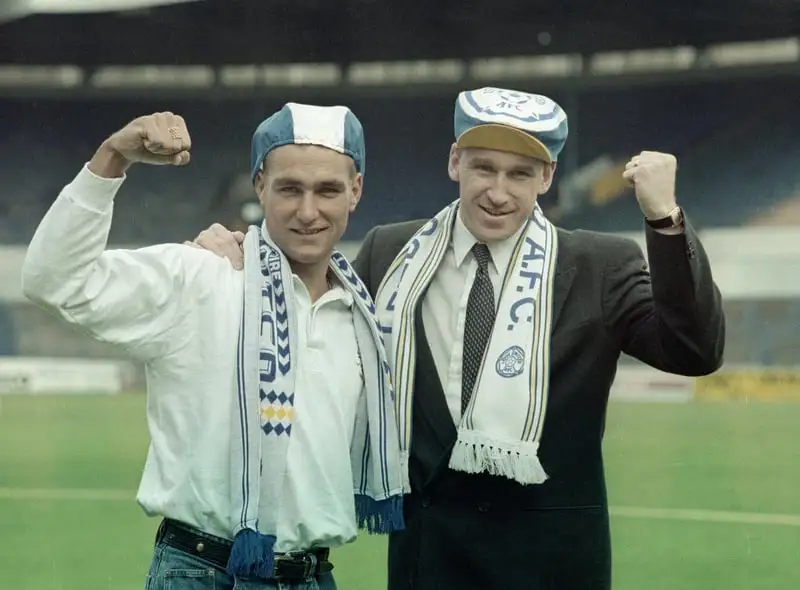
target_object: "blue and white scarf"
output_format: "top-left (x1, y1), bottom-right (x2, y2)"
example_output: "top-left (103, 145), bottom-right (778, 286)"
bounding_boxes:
top-left (375, 201), bottom-right (558, 486)
top-left (227, 223), bottom-right (408, 579)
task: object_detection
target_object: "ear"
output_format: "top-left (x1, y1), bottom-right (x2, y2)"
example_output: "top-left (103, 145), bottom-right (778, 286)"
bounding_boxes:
top-left (448, 143), bottom-right (463, 182)
top-left (539, 161), bottom-right (557, 194)
top-left (349, 173), bottom-right (363, 213)
top-left (254, 170), bottom-right (267, 205)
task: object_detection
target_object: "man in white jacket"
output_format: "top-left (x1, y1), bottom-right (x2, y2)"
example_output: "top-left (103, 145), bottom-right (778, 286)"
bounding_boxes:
top-left (21, 106), bottom-right (407, 590)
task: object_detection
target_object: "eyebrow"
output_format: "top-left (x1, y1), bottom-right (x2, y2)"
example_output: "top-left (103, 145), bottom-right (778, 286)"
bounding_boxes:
top-left (469, 158), bottom-right (538, 175)
top-left (316, 180), bottom-right (347, 191)
top-left (469, 158), bottom-right (495, 168)
top-left (272, 177), bottom-right (303, 187)
top-left (272, 177), bottom-right (347, 191)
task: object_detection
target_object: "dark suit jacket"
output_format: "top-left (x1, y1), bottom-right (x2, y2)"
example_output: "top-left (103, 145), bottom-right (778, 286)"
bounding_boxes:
top-left (354, 217), bottom-right (724, 590)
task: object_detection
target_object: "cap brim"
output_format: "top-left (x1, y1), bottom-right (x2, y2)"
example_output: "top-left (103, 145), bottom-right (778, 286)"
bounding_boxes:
top-left (456, 123), bottom-right (552, 163)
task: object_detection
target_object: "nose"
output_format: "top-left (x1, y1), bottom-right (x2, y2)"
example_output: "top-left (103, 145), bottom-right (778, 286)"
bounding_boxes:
top-left (296, 193), bottom-right (319, 224)
top-left (486, 174), bottom-right (511, 207)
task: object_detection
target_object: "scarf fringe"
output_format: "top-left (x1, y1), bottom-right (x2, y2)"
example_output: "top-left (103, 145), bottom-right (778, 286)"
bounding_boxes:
top-left (355, 494), bottom-right (406, 534)
top-left (226, 529), bottom-right (277, 579)
top-left (448, 437), bottom-right (548, 485)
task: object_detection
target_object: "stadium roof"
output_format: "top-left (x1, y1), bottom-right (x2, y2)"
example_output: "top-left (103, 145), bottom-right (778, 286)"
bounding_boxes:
top-left (1, 0), bottom-right (799, 65)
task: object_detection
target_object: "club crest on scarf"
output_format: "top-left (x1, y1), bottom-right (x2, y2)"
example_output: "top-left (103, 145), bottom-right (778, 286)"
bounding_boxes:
top-left (375, 201), bottom-right (559, 487)
top-left (496, 345), bottom-right (525, 378)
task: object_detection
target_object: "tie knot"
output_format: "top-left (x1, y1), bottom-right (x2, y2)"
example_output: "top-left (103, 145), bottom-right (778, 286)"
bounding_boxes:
top-left (471, 243), bottom-right (492, 271)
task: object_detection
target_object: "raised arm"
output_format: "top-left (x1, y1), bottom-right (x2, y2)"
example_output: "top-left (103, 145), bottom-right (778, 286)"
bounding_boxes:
top-left (21, 112), bottom-right (200, 361)
top-left (603, 150), bottom-right (725, 375)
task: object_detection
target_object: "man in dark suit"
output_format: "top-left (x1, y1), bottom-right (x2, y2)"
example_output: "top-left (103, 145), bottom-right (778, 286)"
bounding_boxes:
top-left (191, 87), bottom-right (724, 590)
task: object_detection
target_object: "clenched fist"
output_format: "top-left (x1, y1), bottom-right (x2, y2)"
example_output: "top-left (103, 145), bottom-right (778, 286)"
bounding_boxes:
top-left (89, 112), bottom-right (192, 178)
top-left (623, 151), bottom-right (678, 220)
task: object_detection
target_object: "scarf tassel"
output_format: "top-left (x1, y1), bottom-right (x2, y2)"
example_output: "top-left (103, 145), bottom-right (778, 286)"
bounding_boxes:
top-left (226, 529), bottom-right (277, 579)
top-left (355, 494), bottom-right (405, 534)
top-left (449, 438), bottom-right (549, 486)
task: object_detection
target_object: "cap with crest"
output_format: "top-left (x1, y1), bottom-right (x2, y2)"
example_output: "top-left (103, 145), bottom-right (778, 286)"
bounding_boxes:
top-left (454, 87), bottom-right (568, 163)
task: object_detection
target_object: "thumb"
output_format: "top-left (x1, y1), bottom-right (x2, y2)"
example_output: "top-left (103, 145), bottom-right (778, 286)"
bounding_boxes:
top-left (622, 168), bottom-right (636, 186)
top-left (233, 231), bottom-right (246, 244)
top-left (171, 151), bottom-right (191, 166)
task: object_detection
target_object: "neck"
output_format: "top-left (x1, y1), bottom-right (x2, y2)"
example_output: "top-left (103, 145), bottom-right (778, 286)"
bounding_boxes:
top-left (291, 260), bottom-right (331, 302)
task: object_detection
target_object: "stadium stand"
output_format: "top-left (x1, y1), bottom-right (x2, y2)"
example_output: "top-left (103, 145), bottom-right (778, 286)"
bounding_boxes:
top-left (2, 79), bottom-right (798, 245)
top-left (2, 80), bottom-right (799, 368)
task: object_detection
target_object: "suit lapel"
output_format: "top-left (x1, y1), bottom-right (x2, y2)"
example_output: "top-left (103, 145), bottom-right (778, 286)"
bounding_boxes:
top-left (550, 266), bottom-right (576, 332)
top-left (550, 231), bottom-right (577, 332)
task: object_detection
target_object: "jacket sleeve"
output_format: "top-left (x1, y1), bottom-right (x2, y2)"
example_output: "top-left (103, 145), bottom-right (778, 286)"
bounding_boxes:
top-left (601, 219), bottom-right (725, 376)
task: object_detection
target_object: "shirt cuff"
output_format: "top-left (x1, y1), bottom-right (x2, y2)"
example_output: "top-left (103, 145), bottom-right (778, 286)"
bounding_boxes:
top-left (64, 163), bottom-right (127, 213)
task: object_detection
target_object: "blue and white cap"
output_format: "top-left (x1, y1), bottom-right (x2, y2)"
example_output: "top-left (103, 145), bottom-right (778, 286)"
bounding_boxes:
top-left (250, 102), bottom-right (365, 182)
top-left (454, 87), bottom-right (568, 163)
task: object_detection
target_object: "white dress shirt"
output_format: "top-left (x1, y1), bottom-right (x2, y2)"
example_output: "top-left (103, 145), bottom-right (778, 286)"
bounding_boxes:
top-left (420, 211), bottom-right (526, 424)
top-left (20, 165), bottom-right (364, 553)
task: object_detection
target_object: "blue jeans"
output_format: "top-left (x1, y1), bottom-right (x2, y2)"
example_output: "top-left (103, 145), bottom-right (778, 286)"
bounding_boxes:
top-left (145, 538), bottom-right (338, 590)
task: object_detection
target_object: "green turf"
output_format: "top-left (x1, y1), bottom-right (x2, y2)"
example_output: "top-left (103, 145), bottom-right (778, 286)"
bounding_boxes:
top-left (0, 394), bottom-right (798, 590)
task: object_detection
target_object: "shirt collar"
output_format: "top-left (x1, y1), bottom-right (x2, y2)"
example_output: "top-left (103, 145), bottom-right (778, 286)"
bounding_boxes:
top-left (291, 273), bottom-right (354, 307)
top-left (452, 209), bottom-right (527, 275)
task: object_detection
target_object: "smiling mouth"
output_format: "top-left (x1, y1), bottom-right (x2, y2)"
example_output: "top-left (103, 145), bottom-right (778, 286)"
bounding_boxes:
top-left (292, 228), bottom-right (327, 235)
top-left (479, 206), bottom-right (511, 217)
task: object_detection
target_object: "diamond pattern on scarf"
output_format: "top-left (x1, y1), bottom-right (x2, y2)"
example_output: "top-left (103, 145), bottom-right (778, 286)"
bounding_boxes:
top-left (258, 390), bottom-right (295, 436)
top-left (462, 243), bottom-right (496, 415)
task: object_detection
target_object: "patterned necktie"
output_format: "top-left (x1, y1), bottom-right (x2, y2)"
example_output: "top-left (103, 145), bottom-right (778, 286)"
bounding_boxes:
top-left (461, 243), bottom-right (496, 415)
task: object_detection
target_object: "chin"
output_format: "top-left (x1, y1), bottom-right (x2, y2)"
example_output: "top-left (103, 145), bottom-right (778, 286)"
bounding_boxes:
top-left (475, 220), bottom-right (519, 242)
top-left (285, 244), bottom-right (332, 266)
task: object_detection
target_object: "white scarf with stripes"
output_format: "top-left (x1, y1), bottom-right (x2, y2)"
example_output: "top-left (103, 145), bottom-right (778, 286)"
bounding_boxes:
top-left (227, 223), bottom-right (408, 579)
top-left (375, 201), bottom-right (558, 485)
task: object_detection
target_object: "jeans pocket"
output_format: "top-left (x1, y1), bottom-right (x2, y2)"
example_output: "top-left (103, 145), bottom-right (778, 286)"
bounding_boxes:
top-left (165, 568), bottom-right (216, 590)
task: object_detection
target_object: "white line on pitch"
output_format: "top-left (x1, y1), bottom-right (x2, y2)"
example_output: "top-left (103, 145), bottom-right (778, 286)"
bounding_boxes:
top-left (610, 505), bottom-right (800, 527)
top-left (1, 488), bottom-right (799, 527)
top-left (0, 487), bottom-right (131, 501)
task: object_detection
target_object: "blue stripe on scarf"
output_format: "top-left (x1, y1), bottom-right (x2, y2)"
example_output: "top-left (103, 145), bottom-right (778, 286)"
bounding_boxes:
top-left (377, 359), bottom-right (390, 493)
top-left (236, 293), bottom-right (250, 528)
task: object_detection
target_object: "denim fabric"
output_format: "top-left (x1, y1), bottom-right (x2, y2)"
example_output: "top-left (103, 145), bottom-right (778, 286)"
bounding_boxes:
top-left (145, 532), bottom-right (337, 590)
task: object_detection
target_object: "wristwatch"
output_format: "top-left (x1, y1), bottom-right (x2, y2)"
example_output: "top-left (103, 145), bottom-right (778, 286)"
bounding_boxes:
top-left (645, 206), bottom-right (683, 229)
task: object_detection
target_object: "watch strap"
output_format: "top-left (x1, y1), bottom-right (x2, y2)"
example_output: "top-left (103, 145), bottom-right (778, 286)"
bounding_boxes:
top-left (646, 206), bottom-right (683, 229)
